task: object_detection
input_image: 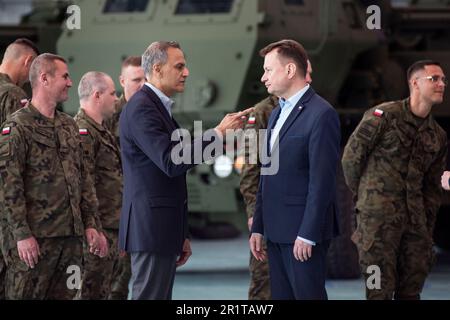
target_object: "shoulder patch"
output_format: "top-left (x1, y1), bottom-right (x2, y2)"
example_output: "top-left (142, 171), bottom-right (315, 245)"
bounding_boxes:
top-left (20, 99), bottom-right (29, 107)
top-left (2, 126), bottom-right (11, 135)
top-left (79, 128), bottom-right (89, 135)
top-left (373, 109), bottom-right (384, 117)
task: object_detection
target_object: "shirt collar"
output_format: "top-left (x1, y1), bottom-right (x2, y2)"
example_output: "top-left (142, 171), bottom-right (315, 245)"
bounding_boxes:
top-left (279, 84), bottom-right (310, 109)
top-left (145, 82), bottom-right (174, 117)
top-left (403, 98), bottom-right (435, 131)
top-left (0, 72), bottom-right (13, 85)
top-left (78, 108), bottom-right (106, 132)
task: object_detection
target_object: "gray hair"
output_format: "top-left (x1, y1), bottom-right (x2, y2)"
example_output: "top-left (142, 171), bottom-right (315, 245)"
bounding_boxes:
top-left (141, 41), bottom-right (181, 78)
top-left (29, 53), bottom-right (66, 89)
top-left (78, 71), bottom-right (110, 101)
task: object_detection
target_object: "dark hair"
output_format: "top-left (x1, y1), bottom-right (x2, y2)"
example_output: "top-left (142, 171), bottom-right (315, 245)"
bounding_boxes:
top-left (259, 39), bottom-right (308, 78)
top-left (407, 60), bottom-right (441, 81)
top-left (13, 38), bottom-right (40, 55)
top-left (121, 55), bottom-right (142, 69)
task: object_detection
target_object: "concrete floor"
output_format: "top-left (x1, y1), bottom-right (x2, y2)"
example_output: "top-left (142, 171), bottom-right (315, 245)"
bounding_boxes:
top-left (172, 236), bottom-right (450, 300)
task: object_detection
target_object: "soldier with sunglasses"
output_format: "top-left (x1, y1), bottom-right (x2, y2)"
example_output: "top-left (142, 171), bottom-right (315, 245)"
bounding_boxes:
top-left (342, 60), bottom-right (448, 300)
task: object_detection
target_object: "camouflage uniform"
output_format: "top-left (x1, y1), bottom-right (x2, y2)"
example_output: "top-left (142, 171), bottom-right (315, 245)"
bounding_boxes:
top-left (102, 96), bottom-right (132, 299)
top-left (0, 73), bottom-right (27, 125)
top-left (0, 73), bottom-right (28, 299)
top-left (239, 95), bottom-right (278, 300)
top-left (342, 98), bottom-right (447, 300)
top-left (0, 104), bottom-right (99, 299)
top-left (104, 94), bottom-right (126, 147)
top-left (74, 109), bottom-right (130, 299)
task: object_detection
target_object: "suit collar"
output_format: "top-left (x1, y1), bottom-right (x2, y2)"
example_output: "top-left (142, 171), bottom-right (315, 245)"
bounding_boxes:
top-left (140, 85), bottom-right (179, 130)
top-left (279, 86), bottom-right (315, 136)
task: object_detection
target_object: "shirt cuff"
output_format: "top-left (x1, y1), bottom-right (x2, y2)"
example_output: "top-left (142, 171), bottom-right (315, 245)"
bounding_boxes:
top-left (297, 236), bottom-right (316, 246)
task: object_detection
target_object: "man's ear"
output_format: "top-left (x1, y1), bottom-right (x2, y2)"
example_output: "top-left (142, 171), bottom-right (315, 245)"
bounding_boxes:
top-left (286, 63), bottom-right (296, 79)
top-left (40, 73), bottom-right (48, 85)
top-left (24, 55), bottom-right (34, 68)
top-left (153, 64), bottom-right (162, 77)
top-left (119, 75), bottom-right (125, 88)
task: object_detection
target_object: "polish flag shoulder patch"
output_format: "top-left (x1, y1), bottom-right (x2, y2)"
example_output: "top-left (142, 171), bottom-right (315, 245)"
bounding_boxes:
top-left (20, 99), bottom-right (29, 107)
top-left (373, 109), bottom-right (384, 117)
top-left (247, 116), bottom-right (256, 125)
top-left (2, 127), bottom-right (11, 135)
top-left (79, 128), bottom-right (89, 135)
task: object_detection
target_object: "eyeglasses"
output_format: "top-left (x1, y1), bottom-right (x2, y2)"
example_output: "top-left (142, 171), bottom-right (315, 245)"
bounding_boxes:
top-left (416, 75), bottom-right (448, 86)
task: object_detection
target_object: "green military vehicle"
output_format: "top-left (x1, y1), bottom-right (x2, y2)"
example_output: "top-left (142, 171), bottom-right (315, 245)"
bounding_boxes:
top-left (2, 0), bottom-right (450, 278)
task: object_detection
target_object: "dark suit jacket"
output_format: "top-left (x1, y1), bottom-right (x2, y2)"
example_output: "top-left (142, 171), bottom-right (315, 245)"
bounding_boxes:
top-left (118, 85), bottom-right (218, 254)
top-left (252, 87), bottom-right (341, 244)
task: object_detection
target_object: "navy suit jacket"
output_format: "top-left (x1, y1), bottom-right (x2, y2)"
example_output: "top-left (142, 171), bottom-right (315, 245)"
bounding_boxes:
top-left (118, 85), bottom-right (218, 254)
top-left (252, 87), bottom-right (341, 244)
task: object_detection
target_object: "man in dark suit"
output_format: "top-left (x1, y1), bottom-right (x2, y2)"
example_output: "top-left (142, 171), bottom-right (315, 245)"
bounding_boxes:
top-left (118, 41), bottom-right (252, 300)
top-left (249, 40), bottom-right (341, 300)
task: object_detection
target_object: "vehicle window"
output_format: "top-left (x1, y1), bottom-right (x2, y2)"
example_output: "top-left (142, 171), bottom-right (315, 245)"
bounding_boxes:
top-left (285, 0), bottom-right (304, 5)
top-left (175, 0), bottom-right (234, 14)
top-left (103, 0), bottom-right (150, 13)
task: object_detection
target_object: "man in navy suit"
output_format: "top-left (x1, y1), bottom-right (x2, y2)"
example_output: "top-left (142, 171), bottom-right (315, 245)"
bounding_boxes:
top-left (118, 41), bottom-right (252, 300)
top-left (249, 40), bottom-right (341, 300)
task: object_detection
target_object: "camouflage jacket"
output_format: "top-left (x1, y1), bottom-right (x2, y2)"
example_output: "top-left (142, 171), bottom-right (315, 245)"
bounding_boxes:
top-left (342, 98), bottom-right (447, 232)
top-left (0, 73), bottom-right (27, 125)
top-left (104, 94), bottom-right (126, 147)
top-left (74, 109), bottom-right (123, 230)
top-left (239, 95), bottom-right (278, 218)
top-left (0, 104), bottom-right (99, 249)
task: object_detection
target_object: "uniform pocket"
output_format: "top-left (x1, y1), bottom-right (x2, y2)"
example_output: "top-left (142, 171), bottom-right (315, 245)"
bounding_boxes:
top-left (29, 134), bottom-right (57, 172)
top-left (0, 141), bottom-right (11, 160)
top-left (352, 212), bottom-right (384, 252)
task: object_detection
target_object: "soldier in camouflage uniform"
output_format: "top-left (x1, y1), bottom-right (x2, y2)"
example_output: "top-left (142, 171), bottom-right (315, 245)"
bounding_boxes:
top-left (342, 60), bottom-right (448, 300)
top-left (0, 54), bottom-right (105, 300)
top-left (74, 71), bottom-right (126, 299)
top-left (104, 56), bottom-right (144, 299)
top-left (0, 38), bottom-right (39, 125)
top-left (105, 55), bottom-right (145, 146)
top-left (240, 61), bottom-right (312, 300)
top-left (0, 38), bottom-right (38, 299)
